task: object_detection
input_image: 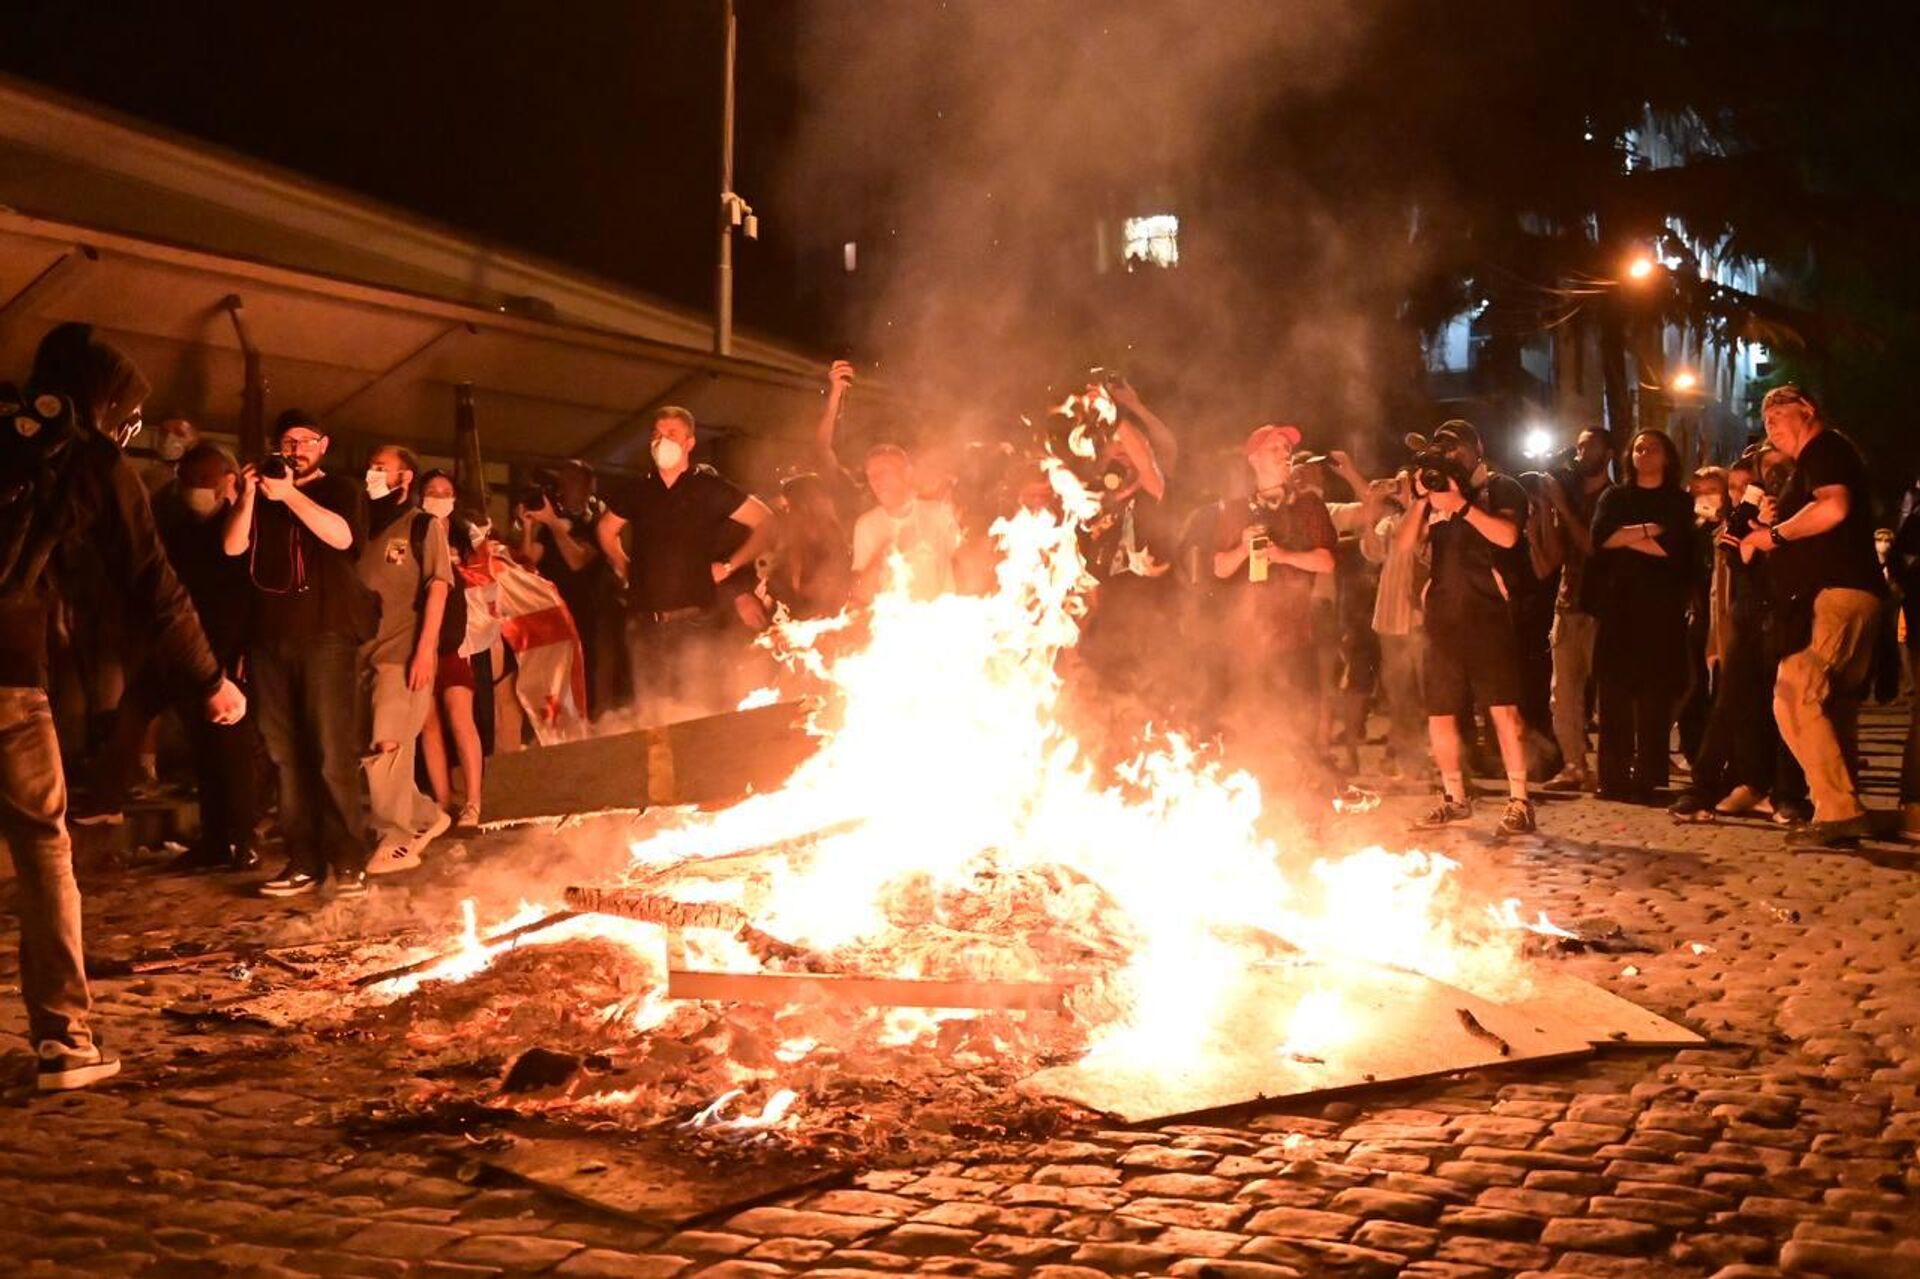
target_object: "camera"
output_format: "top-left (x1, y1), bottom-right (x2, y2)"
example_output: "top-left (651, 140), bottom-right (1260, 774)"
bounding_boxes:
top-left (516, 469), bottom-right (560, 514)
top-left (1413, 446), bottom-right (1469, 497)
top-left (257, 452), bottom-right (295, 481)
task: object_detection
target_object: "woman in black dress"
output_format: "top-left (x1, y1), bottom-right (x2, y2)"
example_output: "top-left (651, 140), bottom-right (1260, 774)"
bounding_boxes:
top-left (1585, 429), bottom-right (1695, 802)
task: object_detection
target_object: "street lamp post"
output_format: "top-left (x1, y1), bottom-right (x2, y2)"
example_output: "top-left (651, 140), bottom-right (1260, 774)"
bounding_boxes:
top-left (715, 0), bottom-right (737, 356)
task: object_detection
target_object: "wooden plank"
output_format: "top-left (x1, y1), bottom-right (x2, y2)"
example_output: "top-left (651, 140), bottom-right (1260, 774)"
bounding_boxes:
top-left (483, 700), bottom-right (817, 826)
top-left (1500, 968), bottom-right (1706, 1048)
top-left (667, 967), bottom-right (1072, 1012)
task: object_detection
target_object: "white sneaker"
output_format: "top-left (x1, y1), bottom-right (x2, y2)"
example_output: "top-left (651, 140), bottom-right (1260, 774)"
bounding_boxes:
top-left (38, 1039), bottom-right (121, 1091)
top-left (366, 809), bottom-right (452, 876)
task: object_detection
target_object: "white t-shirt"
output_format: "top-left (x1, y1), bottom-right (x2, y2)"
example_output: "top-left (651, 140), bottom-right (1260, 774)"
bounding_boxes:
top-left (851, 498), bottom-right (961, 599)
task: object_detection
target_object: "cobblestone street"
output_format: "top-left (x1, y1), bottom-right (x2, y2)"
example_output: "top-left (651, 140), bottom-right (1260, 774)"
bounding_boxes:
top-left (4, 709), bottom-right (1919, 1279)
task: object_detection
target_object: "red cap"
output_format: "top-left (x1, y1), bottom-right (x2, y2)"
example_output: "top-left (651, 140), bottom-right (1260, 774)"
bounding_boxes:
top-left (1245, 423), bottom-right (1302, 456)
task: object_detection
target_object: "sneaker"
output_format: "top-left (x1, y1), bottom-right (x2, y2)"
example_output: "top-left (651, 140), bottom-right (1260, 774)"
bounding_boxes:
top-left (1785, 814), bottom-right (1875, 849)
top-left (1410, 796), bottom-right (1474, 830)
top-left (228, 845), bottom-right (262, 873)
top-left (1772, 799), bottom-right (1814, 827)
top-left (329, 869), bottom-right (368, 897)
top-left (367, 808), bottom-right (452, 876)
top-left (165, 843), bottom-right (228, 874)
top-left (37, 1038), bottom-right (121, 1091)
top-left (453, 802), bottom-right (482, 834)
top-left (1496, 797), bottom-right (1537, 837)
top-left (259, 865), bottom-right (320, 898)
top-left (1667, 791), bottom-right (1712, 820)
top-left (1331, 785), bottom-right (1381, 815)
top-left (1542, 767), bottom-right (1591, 794)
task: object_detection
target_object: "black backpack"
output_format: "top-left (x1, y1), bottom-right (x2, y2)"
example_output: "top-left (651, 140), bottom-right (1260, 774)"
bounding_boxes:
top-left (0, 383), bottom-right (88, 602)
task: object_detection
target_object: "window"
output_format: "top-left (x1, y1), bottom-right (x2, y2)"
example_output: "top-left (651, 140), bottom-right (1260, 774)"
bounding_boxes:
top-left (1122, 214), bottom-right (1180, 270)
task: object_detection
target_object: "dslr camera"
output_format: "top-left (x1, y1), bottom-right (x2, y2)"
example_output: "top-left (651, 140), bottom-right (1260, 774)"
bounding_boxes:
top-left (516, 469), bottom-right (561, 515)
top-left (1411, 444), bottom-right (1470, 497)
top-left (257, 452), bottom-right (296, 481)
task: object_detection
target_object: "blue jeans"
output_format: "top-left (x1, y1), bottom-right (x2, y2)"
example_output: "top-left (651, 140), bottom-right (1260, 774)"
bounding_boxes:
top-left (0, 688), bottom-right (93, 1050)
top-left (252, 634), bottom-right (366, 876)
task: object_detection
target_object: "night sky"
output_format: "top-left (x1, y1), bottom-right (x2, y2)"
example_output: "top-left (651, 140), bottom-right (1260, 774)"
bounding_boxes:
top-left (4, 2), bottom-right (818, 338)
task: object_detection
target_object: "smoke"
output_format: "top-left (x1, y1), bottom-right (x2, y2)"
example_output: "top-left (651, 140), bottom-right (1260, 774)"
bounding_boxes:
top-left (779, 0), bottom-right (1428, 469)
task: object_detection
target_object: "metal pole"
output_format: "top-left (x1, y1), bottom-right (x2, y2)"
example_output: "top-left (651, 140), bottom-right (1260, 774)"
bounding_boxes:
top-left (714, 0), bottom-right (737, 357)
top-left (222, 294), bottom-right (266, 459)
top-left (453, 382), bottom-right (488, 515)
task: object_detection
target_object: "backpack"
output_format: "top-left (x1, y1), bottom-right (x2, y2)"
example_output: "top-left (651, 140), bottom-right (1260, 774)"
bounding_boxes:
top-left (0, 384), bottom-right (88, 601)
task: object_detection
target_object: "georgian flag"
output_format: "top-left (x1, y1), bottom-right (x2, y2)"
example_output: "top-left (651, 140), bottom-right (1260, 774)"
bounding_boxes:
top-left (457, 542), bottom-right (588, 743)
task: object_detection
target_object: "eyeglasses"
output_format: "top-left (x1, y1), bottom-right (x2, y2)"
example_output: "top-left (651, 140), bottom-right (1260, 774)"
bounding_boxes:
top-left (280, 433), bottom-right (324, 449)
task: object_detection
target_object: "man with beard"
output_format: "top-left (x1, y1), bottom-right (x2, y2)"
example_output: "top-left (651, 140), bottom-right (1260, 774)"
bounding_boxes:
top-left (1541, 427), bottom-right (1616, 792)
top-left (358, 444), bottom-right (455, 876)
top-left (225, 410), bottom-right (371, 897)
top-left (1, 328), bottom-right (243, 1088)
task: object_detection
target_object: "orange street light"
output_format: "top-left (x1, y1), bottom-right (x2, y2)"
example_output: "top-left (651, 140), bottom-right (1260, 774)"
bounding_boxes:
top-left (1671, 370), bottom-right (1699, 392)
top-left (1626, 255), bottom-right (1657, 282)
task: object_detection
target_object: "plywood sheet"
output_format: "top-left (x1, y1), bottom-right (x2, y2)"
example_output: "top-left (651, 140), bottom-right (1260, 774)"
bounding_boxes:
top-left (667, 967), bottom-right (1072, 1012)
top-left (484, 701), bottom-right (817, 826)
top-left (1021, 963), bottom-right (1696, 1125)
top-left (1505, 968), bottom-right (1706, 1048)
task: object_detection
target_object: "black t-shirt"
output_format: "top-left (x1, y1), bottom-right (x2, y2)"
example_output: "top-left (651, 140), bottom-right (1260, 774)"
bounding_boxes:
top-left (609, 466), bottom-right (750, 614)
top-left (1212, 491), bottom-right (1338, 644)
top-left (1773, 428), bottom-right (1884, 601)
top-left (161, 508), bottom-right (254, 666)
top-left (247, 471), bottom-right (369, 642)
top-left (1425, 469), bottom-right (1530, 623)
top-left (532, 498), bottom-right (607, 612)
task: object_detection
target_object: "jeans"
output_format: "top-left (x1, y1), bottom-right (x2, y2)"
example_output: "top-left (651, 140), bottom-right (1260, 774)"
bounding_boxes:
top-left (252, 634), bottom-right (366, 875)
top-left (1378, 630), bottom-right (1427, 772)
top-left (0, 688), bottom-right (93, 1051)
top-left (1775, 587), bottom-right (1880, 823)
top-left (1549, 610), bottom-right (1597, 774)
top-left (364, 663), bottom-right (441, 843)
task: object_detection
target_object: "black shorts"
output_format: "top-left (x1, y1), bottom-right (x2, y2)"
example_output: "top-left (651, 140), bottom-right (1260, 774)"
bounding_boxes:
top-left (1424, 607), bottom-right (1524, 716)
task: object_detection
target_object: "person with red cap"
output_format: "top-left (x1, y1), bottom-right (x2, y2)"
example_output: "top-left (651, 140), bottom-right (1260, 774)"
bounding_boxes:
top-left (1395, 419), bottom-right (1538, 836)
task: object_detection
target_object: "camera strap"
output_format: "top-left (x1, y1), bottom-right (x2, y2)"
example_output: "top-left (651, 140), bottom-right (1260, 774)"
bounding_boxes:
top-left (248, 507), bottom-right (308, 596)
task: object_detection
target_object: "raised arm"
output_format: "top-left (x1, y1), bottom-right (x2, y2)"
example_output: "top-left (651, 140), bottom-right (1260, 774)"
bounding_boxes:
top-left (814, 360), bottom-right (856, 477)
top-left (1109, 378), bottom-right (1179, 481)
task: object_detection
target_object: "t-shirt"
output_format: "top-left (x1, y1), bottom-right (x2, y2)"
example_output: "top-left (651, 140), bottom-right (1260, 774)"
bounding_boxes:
top-left (160, 506), bottom-right (254, 668)
top-left (1424, 467), bottom-right (1530, 624)
top-left (1554, 472), bottom-right (1613, 613)
top-left (247, 471), bottom-right (369, 644)
top-left (850, 498), bottom-right (961, 599)
top-left (609, 466), bottom-right (750, 614)
top-left (532, 498), bottom-right (607, 616)
top-left (358, 505), bottom-right (455, 667)
top-left (1212, 490), bottom-right (1337, 642)
top-left (1772, 427), bottom-right (1884, 601)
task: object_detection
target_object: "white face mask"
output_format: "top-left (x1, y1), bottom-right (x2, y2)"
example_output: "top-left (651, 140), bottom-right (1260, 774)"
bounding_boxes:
top-left (468, 522), bottom-right (492, 549)
top-left (422, 495), bottom-right (455, 519)
top-left (158, 436), bottom-right (189, 462)
top-left (1694, 496), bottom-right (1725, 522)
top-left (182, 487), bottom-right (222, 517)
top-left (365, 470), bottom-right (392, 500)
top-left (651, 437), bottom-right (687, 471)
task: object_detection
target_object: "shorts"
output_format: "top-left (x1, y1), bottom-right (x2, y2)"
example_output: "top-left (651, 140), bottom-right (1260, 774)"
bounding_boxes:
top-left (435, 651), bottom-right (476, 694)
top-left (1424, 607), bottom-right (1523, 716)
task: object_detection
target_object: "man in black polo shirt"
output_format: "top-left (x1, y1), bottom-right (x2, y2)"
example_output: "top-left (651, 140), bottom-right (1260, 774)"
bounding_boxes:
top-left (594, 407), bottom-right (773, 721)
top-left (225, 409), bottom-right (371, 896)
top-left (1737, 385), bottom-right (1885, 847)
top-left (1398, 420), bottom-right (1537, 836)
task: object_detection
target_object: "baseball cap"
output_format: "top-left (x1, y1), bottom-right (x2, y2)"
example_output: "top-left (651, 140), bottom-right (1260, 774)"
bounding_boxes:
top-left (273, 407), bottom-right (322, 438)
top-left (1433, 419), bottom-right (1480, 450)
top-left (1245, 423), bottom-right (1303, 456)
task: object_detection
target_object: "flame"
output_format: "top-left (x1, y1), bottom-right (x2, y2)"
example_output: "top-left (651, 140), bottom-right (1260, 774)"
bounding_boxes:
top-left (684, 1088), bottom-right (801, 1133)
top-left (1484, 898), bottom-right (1579, 940)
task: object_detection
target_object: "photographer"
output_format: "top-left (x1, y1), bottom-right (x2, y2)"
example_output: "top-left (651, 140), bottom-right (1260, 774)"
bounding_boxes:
top-left (517, 459), bottom-right (612, 714)
top-left (225, 409), bottom-right (370, 897)
top-left (1398, 420), bottom-right (1536, 836)
top-left (1737, 385), bottom-right (1885, 848)
top-left (1, 335), bottom-right (243, 1091)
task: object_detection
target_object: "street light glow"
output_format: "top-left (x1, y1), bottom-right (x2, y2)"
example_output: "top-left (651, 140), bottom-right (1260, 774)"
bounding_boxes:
top-left (1672, 370), bottom-right (1699, 392)
top-left (1522, 425), bottom-right (1555, 459)
top-left (1626, 255), bottom-right (1656, 281)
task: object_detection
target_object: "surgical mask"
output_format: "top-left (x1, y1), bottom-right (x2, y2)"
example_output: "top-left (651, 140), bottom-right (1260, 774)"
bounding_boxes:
top-left (1694, 496), bottom-right (1725, 522)
top-left (650, 437), bottom-right (686, 471)
top-left (422, 495), bottom-right (455, 519)
top-left (468, 522), bottom-right (492, 549)
top-left (158, 436), bottom-right (189, 462)
top-left (182, 487), bottom-right (222, 517)
top-left (365, 470), bottom-right (391, 500)
top-left (1877, 537), bottom-right (1894, 561)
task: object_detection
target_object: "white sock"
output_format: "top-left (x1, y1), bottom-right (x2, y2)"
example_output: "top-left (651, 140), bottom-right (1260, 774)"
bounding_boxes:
top-left (1508, 772), bottom-right (1528, 802)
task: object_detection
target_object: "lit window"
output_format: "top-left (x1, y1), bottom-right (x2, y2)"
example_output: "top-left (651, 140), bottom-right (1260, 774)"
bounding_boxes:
top-left (1122, 215), bottom-right (1179, 270)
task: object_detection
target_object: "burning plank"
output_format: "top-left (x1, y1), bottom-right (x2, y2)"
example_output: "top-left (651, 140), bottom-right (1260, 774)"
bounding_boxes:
top-left (563, 886), bottom-right (825, 969)
top-left (665, 968), bottom-right (1073, 1013)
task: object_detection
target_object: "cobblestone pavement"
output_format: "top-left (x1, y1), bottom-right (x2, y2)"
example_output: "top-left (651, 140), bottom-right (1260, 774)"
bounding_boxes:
top-left (3, 709), bottom-right (1919, 1278)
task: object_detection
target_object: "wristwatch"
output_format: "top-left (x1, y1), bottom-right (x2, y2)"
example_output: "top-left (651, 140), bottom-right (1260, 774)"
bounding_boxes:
top-left (1769, 524), bottom-right (1787, 547)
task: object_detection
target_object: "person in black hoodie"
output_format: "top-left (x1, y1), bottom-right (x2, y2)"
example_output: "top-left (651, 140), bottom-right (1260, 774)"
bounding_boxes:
top-left (1, 325), bottom-right (244, 1090)
top-left (1586, 429), bottom-right (1695, 802)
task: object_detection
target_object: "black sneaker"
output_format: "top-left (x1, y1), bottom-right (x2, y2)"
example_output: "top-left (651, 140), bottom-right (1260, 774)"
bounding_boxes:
top-left (1496, 797), bottom-right (1537, 837)
top-left (1785, 814), bottom-right (1875, 849)
top-left (259, 866), bottom-right (320, 898)
top-left (228, 845), bottom-right (262, 873)
top-left (1772, 799), bottom-right (1813, 827)
top-left (37, 1038), bottom-right (122, 1091)
top-left (329, 870), bottom-right (368, 898)
top-left (1410, 796), bottom-right (1474, 830)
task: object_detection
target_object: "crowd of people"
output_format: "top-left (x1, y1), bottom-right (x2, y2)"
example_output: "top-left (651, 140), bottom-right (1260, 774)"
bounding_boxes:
top-left (0, 321), bottom-right (1912, 1090)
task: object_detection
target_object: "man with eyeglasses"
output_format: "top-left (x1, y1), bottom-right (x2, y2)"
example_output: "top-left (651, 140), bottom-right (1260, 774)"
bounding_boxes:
top-left (224, 409), bottom-right (373, 896)
top-left (1736, 385), bottom-right (1885, 848)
